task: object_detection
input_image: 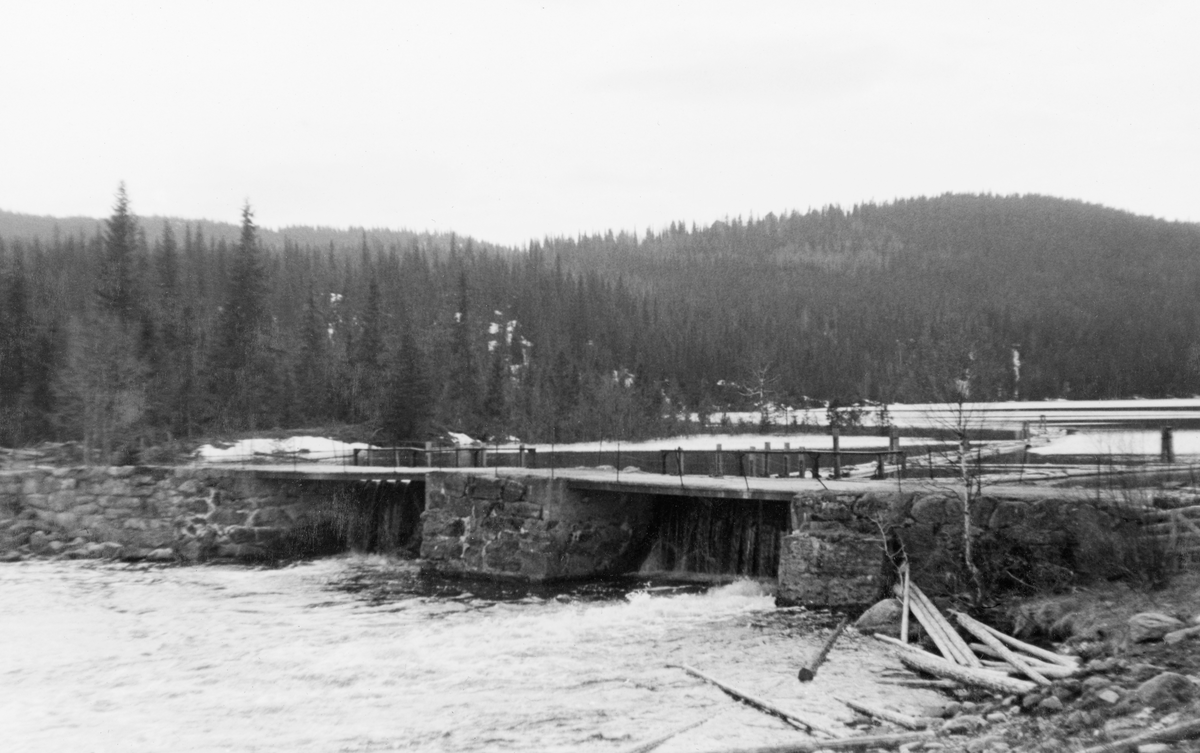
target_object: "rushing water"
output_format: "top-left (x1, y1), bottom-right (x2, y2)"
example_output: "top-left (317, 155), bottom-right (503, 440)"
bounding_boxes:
top-left (0, 557), bottom-right (941, 752)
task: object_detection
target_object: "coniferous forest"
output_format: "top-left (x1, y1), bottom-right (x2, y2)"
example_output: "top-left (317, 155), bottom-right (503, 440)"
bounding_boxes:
top-left (2, 187), bottom-right (1200, 460)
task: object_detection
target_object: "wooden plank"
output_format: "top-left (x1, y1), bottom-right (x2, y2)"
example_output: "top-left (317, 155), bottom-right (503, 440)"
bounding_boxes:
top-left (833, 696), bottom-right (927, 730)
top-left (952, 611), bottom-right (1050, 686)
top-left (966, 643), bottom-right (1077, 677)
top-left (701, 729), bottom-right (935, 752)
top-left (883, 640), bottom-right (1038, 695)
top-left (893, 583), bottom-right (980, 667)
top-left (975, 620), bottom-right (1080, 667)
top-left (672, 664), bottom-right (842, 739)
top-left (798, 616), bottom-right (849, 682)
top-left (1080, 717), bottom-right (1200, 753)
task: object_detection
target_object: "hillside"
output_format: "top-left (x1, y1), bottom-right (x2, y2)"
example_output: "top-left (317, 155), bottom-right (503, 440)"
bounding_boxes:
top-left (2, 192), bottom-right (1199, 456)
top-left (546, 194), bottom-right (1200, 407)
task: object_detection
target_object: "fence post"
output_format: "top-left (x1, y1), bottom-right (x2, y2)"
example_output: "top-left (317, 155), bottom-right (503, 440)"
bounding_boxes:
top-left (677, 447), bottom-right (686, 476)
top-left (764, 442), bottom-right (771, 477)
top-left (716, 444), bottom-right (723, 476)
top-left (889, 426), bottom-right (900, 453)
top-left (784, 442), bottom-right (791, 477)
top-left (424, 441), bottom-right (432, 468)
top-left (832, 427), bottom-right (841, 479)
top-left (1162, 427), bottom-right (1175, 463)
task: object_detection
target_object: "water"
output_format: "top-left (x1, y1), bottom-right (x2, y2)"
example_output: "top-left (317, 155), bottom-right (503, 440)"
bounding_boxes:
top-left (0, 557), bottom-right (940, 752)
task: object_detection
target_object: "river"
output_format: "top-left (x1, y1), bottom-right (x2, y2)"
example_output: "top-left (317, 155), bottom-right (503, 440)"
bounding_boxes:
top-left (0, 557), bottom-right (939, 752)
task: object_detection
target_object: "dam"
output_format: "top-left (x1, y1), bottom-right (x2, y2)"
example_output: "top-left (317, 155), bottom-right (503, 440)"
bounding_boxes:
top-left (0, 463), bottom-right (1179, 606)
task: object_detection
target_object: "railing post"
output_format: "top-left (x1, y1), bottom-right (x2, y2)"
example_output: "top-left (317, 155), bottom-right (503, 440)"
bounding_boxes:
top-left (832, 427), bottom-right (841, 479)
top-left (518, 444), bottom-right (526, 468)
top-left (1162, 426), bottom-right (1175, 463)
top-left (716, 444), bottom-right (723, 476)
top-left (424, 441), bottom-right (432, 468)
top-left (889, 426), bottom-right (900, 454)
top-left (784, 442), bottom-right (791, 476)
top-left (764, 442), bottom-right (771, 477)
top-left (809, 452), bottom-right (820, 479)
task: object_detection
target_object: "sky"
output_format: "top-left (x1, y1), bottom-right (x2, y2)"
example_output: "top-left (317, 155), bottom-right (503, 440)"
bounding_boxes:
top-left (2, 1), bottom-right (1198, 247)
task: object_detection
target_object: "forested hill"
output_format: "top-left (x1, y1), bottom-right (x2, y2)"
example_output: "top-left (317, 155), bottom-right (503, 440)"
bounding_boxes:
top-left (545, 194), bottom-right (1200, 408)
top-left (1, 191), bottom-right (1198, 457)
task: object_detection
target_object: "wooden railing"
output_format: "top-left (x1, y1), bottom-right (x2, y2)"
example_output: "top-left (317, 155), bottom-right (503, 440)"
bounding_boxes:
top-left (354, 442), bottom-right (907, 480)
top-left (658, 447), bottom-right (907, 480)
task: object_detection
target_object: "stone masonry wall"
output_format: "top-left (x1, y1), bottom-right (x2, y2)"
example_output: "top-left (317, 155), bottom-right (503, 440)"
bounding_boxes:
top-left (420, 472), bottom-right (656, 581)
top-left (0, 467), bottom-right (354, 562)
top-left (778, 489), bottom-right (1147, 607)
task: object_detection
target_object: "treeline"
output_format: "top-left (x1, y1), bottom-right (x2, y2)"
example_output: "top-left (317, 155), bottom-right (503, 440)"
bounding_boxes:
top-left (0, 186), bottom-right (684, 458)
top-left (3, 190), bottom-right (1200, 459)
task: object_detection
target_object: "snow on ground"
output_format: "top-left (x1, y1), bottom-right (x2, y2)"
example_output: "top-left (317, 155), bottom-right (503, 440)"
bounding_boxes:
top-left (511, 432), bottom-right (940, 453)
top-left (1031, 429), bottom-right (1200, 456)
top-left (195, 436), bottom-right (373, 463)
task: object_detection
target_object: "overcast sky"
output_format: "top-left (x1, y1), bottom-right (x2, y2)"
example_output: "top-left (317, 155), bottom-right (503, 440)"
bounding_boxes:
top-left (3, 1), bottom-right (1197, 246)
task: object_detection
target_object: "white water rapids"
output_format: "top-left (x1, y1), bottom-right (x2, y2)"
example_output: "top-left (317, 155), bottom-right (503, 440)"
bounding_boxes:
top-left (0, 558), bottom-right (940, 752)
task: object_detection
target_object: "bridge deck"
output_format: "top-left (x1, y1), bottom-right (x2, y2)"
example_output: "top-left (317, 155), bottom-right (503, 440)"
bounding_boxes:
top-left (209, 464), bottom-right (1080, 501)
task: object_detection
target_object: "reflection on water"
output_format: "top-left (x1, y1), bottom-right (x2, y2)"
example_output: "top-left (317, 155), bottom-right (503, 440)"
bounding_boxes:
top-left (0, 557), bottom-right (942, 752)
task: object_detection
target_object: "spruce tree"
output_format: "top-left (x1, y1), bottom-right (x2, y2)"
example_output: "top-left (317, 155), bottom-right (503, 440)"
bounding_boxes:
top-left (96, 183), bottom-right (142, 326)
top-left (210, 203), bottom-right (271, 428)
top-left (382, 316), bottom-right (433, 441)
top-left (446, 271), bottom-right (478, 431)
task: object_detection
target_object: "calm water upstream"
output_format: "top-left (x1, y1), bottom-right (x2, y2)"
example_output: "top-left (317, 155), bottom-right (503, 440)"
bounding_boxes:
top-left (0, 557), bottom-right (940, 752)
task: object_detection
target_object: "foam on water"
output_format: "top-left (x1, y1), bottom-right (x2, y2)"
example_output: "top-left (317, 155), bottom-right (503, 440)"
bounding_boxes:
top-left (0, 558), bottom-right (939, 753)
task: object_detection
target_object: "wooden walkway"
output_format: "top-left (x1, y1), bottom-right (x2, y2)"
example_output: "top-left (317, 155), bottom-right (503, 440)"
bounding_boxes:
top-left (204, 464), bottom-right (1095, 502)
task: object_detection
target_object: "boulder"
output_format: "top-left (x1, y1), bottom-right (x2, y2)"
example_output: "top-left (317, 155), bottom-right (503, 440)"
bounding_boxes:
top-left (855, 598), bottom-right (904, 634)
top-left (28, 530), bottom-right (52, 554)
top-left (1128, 612), bottom-right (1184, 643)
top-left (941, 714), bottom-right (985, 735)
top-left (1134, 671), bottom-right (1195, 709)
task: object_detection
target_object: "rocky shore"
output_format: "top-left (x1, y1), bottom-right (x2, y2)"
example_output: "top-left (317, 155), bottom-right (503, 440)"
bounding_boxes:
top-left (850, 576), bottom-right (1200, 752)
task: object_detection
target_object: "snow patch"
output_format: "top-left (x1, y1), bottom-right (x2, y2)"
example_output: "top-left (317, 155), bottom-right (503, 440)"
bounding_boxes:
top-left (196, 436), bottom-right (374, 463)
